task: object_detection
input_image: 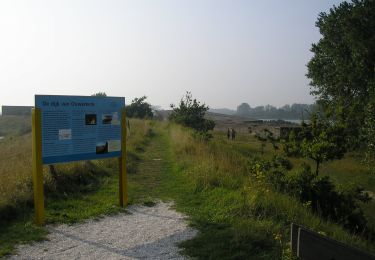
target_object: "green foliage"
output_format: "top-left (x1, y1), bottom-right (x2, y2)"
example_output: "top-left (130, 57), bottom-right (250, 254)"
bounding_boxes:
top-left (255, 128), bottom-right (279, 155)
top-left (282, 130), bottom-right (301, 157)
top-left (168, 126), bottom-right (375, 256)
top-left (0, 119), bottom-right (154, 256)
top-left (2, 120), bottom-right (375, 258)
top-left (91, 92), bottom-right (107, 97)
top-left (363, 91), bottom-right (375, 165)
top-left (236, 103), bottom-right (251, 117)
top-left (0, 220), bottom-right (47, 258)
top-left (264, 129), bottom-right (279, 152)
top-left (126, 96), bottom-right (153, 119)
top-left (284, 115), bottom-right (346, 175)
top-left (284, 163), bottom-right (315, 200)
top-left (235, 103), bottom-right (316, 120)
top-left (169, 92), bottom-right (215, 133)
top-left (272, 155), bottom-right (293, 171)
top-left (44, 162), bottom-right (111, 197)
top-left (254, 157), bottom-right (372, 235)
top-left (302, 116), bottom-right (346, 175)
top-left (307, 0), bottom-right (375, 149)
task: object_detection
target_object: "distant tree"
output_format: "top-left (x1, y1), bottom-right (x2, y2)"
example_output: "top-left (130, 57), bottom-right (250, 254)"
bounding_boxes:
top-left (253, 106), bottom-right (265, 114)
top-left (281, 104), bottom-right (291, 112)
top-left (307, 0), bottom-right (375, 150)
top-left (236, 103), bottom-right (251, 117)
top-left (126, 96), bottom-right (153, 119)
top-left (92, 92), bottom-right (107, 97)
top-left (169, 92), bottom-right (215, 133)
top-left (234, 102), bottom-right (316, 120)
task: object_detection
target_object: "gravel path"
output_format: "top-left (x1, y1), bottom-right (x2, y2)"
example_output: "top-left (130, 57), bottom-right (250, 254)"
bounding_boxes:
top-left (8, 202), bottom-right (197, 260)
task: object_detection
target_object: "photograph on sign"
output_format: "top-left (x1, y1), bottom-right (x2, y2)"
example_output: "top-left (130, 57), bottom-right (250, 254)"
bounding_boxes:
top-left (58, 129), bottom-right (72, 140)
top-left (85, 114), bottom-right (97, 125)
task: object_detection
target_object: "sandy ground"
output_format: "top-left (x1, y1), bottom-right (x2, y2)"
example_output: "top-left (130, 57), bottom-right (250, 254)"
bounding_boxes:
top-left (8, 202), bottom-right (197, 260)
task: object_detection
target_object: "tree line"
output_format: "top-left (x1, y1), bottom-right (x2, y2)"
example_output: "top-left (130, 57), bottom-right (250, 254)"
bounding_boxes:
top-left (236, 103), bottom-right (315, 119)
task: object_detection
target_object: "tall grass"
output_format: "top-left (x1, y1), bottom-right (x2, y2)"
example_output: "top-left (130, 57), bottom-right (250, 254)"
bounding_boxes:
top-left (215, 129), bottom-right (375, 230)
top-left (0, 118), bottom-right (155, 256)
top-left (1, 118), bottom-right (374, 258)
top-left (0, 118), bottom-right (152, 220)
top-left (168, 124), bottom-right (375, 257)
top-left (0, 134), bottom-right (32, 208)
top-left (0, 116), bottom-right (31, 137)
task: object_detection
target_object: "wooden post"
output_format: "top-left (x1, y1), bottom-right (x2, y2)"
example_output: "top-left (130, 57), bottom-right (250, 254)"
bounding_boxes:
top-left (119, 108), bottom-right (128, 207)
top-left (32, 108), bottom-right (45, 225)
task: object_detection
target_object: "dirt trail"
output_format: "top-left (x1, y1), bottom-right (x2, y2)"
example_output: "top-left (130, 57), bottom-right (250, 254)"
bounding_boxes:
top-left (8, 202), bottom-right (196, 260)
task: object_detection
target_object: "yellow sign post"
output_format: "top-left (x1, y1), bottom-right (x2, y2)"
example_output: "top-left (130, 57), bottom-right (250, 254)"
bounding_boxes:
top-left (32, 108), bottom-right (45, 225)
top-left (119, 108), bottom-right (128, 207)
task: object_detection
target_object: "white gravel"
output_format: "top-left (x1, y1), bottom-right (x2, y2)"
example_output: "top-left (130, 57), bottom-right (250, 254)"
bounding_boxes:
top-left (8, 202), bottom-right (197, 260)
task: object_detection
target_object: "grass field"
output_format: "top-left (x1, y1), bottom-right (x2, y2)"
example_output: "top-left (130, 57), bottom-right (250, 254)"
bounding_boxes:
top-left (0, 116), bottom-right (31, 137)
top-left (1, 117), bottom-right (375, 258)
top-left (164, 125), bottom-right (375, 258)
top-left (215, 132), bottom-right (375, 230)
top-left (0, 118), bottom-right (154, 257)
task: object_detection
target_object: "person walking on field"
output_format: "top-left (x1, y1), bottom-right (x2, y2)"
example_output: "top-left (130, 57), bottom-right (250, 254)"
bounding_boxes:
top-left (231, 128), bottom-right (236, 140)
top-left (227, 128), bottom-right (231, 140)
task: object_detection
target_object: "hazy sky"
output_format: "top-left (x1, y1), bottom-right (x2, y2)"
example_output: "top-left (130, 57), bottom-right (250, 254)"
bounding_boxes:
top-left (0, 0), bottom-right (344, 110)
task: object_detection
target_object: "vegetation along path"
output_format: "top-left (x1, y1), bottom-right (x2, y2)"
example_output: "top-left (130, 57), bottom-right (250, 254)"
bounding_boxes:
top-left (3, 121), bottom-right (375, 259)
top-left (7, 123), bottom-right (197, 259)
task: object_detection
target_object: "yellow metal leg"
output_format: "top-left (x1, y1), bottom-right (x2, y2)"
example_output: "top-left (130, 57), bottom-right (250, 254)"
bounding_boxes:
top-left (32, 108), bottom-right (45, 225)
top-left (119, 108), bottom-right (128, 207)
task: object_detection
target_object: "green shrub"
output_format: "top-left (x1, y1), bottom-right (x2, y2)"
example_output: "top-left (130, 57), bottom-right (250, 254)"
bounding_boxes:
top-left (271, 155), bottom-right (293, 170)
top-left (285, 163), bottom-right (315, 201)
top-left (248, 155), bottom-right (372, 235)
top-left (284, 164), bottom-right (370, 234)
top-left (169, 92), bottom-right (215, 134)
top-left (126, 96), bottom-right (153, 119)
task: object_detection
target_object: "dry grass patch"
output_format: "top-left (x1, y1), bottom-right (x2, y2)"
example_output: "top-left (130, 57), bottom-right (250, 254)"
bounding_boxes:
top-left (0, 133), bottom-right (33, 207)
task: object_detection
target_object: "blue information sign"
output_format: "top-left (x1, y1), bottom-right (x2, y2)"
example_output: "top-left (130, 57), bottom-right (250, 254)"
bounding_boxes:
top-left (35, 95), bottom-right (125, 164)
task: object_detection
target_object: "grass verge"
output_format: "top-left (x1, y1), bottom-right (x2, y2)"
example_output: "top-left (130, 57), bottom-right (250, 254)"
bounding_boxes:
top-left (153, 124), bottom-right (375, 259)
top-left (0, 119), bottom-right (153, 257)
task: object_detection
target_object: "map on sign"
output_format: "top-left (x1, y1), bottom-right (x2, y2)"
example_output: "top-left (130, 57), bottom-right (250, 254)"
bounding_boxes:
top-left (35, 95), bottom-right (125, 164)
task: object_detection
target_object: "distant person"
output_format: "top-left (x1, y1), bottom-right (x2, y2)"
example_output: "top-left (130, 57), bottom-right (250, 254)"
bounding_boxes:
top-left (227, 128), bottom-right (231, 139)
top-left (231, 128), bottom-right (236, 140)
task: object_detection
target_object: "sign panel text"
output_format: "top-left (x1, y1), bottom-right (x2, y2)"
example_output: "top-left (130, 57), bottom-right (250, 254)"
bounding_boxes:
top-left (35, 95), bottom-right (125, 164)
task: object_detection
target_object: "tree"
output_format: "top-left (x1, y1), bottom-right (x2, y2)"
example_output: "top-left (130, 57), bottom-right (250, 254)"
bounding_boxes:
top-left (92, 92), bottom-right (107, 97)
top-left (363, 95), bottom-right (375, 164)
top-left (307, 0), bottom-right (375, 150)
top-left (169, 92), bottom-right (215, 133)
top-left (257, 128), bottom-right (279, 154)
top-left (283, 114), bottom-right (346, 176)
top-left (236, 103), bottom-right (251, 117)
top-left (265, 129), bottom-right (279, 152)
top-left (126, 96), bottom-right (153, 119)
top-left (255, 132), bottom-right (267, 155)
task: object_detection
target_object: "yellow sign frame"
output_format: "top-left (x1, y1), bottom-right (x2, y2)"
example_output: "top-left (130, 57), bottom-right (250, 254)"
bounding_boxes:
top-left (31, 107), bottom-right (128, 225)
